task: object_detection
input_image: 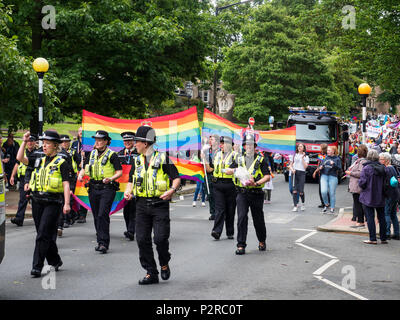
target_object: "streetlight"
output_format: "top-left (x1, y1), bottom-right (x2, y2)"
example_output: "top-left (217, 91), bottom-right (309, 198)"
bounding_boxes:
top-left (358, 83), bottom-right (372, 143)
top-left (212, 0), bottom-right (254, 114)
top-left (32, 58), bottom-right (49, 141)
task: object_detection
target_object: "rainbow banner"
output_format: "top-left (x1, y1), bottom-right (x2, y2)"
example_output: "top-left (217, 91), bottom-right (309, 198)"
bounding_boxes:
top-left (202, 109), bottom-right (296, 155)
top-left (73, 107), bottom-right (204, 215)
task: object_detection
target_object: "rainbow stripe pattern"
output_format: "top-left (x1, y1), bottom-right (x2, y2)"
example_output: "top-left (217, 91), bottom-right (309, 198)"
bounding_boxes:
top-left (202, 109), bottom-right (296, 155)
top-left (73, 107), bottom-right (204, 215)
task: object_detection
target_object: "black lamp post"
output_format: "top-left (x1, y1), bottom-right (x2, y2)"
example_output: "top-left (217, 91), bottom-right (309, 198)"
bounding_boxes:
top-left (358, 83), bottom-right (372, 143)
top-left (32, 58), bottom-right (49, 142)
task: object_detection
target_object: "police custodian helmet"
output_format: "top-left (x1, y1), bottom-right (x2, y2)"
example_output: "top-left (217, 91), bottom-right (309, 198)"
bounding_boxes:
top-left (39, 130), bottom-right (61, 143)
top-left (134, 126), bottom-right (156, 144)
top-left (220, 136), bottom-right (234, 145)
top-left (60, 134), bottom-right (71, 142)
top-left (92, 130), bottom-right (111, 141)
top-left (242, 134), bottom-right (256, 146)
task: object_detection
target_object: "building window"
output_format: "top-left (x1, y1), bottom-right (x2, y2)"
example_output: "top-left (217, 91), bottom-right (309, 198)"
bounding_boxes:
top-left (202, 91), bottom-right (209, 103)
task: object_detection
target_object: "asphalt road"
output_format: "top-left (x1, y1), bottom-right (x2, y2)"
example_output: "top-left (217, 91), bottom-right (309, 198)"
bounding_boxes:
top-left (1, 175), bottom-right (399, 300)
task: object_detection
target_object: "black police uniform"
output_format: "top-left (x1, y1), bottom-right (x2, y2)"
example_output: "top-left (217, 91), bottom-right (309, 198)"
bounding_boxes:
top-left (118, 131), bottom-right (138, 240)
top-left (56, 147), bottom-right (75, 230)
top-left (205, 147), bottom-right (218, 219)
top-left (84, 131), bottom-right (122, 252)
top-left (28, 131), bottom-right (69, 276)
top-left (11, 137), bottom-right (37, 226)
top-left (129, 126), bottom-right (180, 282)
top-left (231, 148), bottom-right (270, 253)
top-left (72, 136), bottom-right (88, 223)
top-left (210, 137), bottom-right (237, 239)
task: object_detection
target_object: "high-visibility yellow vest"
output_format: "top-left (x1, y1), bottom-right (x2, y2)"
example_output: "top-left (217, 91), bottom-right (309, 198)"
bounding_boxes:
top-left (132, 151), bottom-right (170, 198)
top-left (85, 148), bottom-right (116, 180)
top-left (234, 153), bottom-right (265, 189)
top-left (213, 150), bottom-right (237, 179)
top-left (67, 148), bottom-right (78, 173)
top-left (0, 161), bottom-right (5, 206)
top-left (17, 150), bottom-right (28, 178)
top-left (29, 156), bottom-right (65, 193)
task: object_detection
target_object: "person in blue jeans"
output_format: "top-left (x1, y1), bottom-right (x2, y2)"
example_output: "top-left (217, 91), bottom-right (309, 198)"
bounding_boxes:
top-left (193, 181), bottom-right (206, 207)
top-left (379, 153), bottom-right (400, 240)
top-left (319, 146), bottom-right (341, 214)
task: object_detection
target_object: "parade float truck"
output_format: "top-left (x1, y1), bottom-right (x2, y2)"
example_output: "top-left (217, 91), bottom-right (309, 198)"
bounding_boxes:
top-left (284, 106), bottom-right (349, 183)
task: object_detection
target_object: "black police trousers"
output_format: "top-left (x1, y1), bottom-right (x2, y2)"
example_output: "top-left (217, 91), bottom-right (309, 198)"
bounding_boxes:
top-left (32, 199), bottom-right (62, 271)
top-left (88, 186), bottom-right (116, 249)
top-left (136, 198), bottom-right (171, 276)
top-left (212, 181), bottom-right (236, 237)
top-left (14, 176), bottom-right (29, 223)
top-left (123, 198), bottom-right (136, 235)
top-left (236, 191), bottom-right (266, 248)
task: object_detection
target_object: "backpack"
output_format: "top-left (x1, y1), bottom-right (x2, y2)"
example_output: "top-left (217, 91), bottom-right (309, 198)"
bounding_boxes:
top-left (384, 166), bottom-right (400, 200)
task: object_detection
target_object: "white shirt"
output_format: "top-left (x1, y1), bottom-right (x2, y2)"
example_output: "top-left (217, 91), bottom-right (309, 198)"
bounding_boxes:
top-left (289, 153), bottom-right (309, 172)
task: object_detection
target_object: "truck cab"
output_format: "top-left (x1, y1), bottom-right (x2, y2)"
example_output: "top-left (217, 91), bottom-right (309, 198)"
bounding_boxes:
top-left (284, 106), bottom-right (349, 182)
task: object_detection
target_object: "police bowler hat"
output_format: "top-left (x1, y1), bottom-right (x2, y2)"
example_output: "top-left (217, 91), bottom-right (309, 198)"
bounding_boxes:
top-left (92, 130), bottom-right (111, 141)
top-left (134, 126), bottom-right (156, 144)
top-left (60, 134), bottom-right (71, 142)
top-left (39, 130), bottom-right (61, 143)
top-left (121, 131), bottom-right (136, 141)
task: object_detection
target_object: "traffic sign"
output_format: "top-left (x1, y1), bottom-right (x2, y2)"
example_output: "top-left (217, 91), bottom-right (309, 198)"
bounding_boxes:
top-left (248, 117), bottom-right (255, 126)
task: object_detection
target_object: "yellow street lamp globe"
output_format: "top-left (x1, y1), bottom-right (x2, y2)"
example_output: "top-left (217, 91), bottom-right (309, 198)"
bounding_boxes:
top-left (32, 58), bottom-right (49, 73)
top-left (358, 83), bottom-right (371, 95)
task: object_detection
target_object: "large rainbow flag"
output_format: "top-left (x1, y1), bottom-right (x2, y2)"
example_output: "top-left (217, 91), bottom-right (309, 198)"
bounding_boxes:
top-left (73, 107), bottom-right (204, 214)
top-left (202, 109), bottom-right (296, 155)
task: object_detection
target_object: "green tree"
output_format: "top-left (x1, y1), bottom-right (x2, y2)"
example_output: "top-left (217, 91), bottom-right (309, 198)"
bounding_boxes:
top-left (4, 0), bottom-right (215, 120)
top-left (0, 2), bottom-right (59, 133)
top-left (221, 4), bottom-right (338, 123)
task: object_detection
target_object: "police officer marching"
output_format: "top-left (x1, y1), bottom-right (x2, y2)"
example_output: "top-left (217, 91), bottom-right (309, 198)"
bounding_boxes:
top-left (77, 130), bottom-right (123, 254)
top-left (124, 126), bottom-right (180, 285)
top-left (225, 134), bottom-right (271, 255)
top-left (10, 134), bottom-right (38, 227)
top-left (118, 131), bottom-right (138, 241)
top-left (203, 136), bottom-right (237, 240)
top-left (17, 131), bottom-right (71, 277)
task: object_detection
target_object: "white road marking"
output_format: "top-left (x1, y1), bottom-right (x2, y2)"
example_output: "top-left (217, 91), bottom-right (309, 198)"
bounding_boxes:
top-left (291, 228), bottom-right (315, 232)
top-left (314, 276), bottom-right (368, 300)
top-left (295, 243), bottom-right (337, 259)
top-left (313, 259), bottom-right (339, 276)
top-left (295, 231), bottom-right (317, 243)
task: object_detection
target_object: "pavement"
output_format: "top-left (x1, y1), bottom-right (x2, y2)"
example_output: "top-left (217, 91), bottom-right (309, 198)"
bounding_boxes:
top-left (317, 207), bottom-right (400, 236)
top-left (4, 183), bottom-right (197, 219)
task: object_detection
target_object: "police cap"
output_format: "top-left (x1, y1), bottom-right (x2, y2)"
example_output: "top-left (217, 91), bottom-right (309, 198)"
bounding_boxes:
top-left (29, 134), bottom-right (38, 142)
top-left (39, 130), bottom-right (61, 143)
top-left (121, 131), bottom-right (136, 141)
top-left (92, 130), bottom-right (111, 141)
top-left (220, 136), bottom-right (233, 145)
top-left (134, 126), bottom-right (156, 144)
top-left (60, 134), bottom-right (71, 142)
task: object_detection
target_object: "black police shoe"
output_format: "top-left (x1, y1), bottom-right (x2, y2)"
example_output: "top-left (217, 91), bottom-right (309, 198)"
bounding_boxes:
top-left (211, 231), bottom-right (220, 240)
top-left (31, 269), bottom-right (42, 278)
top-left (63, 222), bottom-right (70, 228)
top-left (98, 245), bottom-right (107, 254)
top-left (77, 217), bottom-right (86, 223)
top-left (161, 265), bottom-right (171, 281)
top-left (124, 231), bottom-right (135, 241)
top-left (227, 235), bottom-right (234, 240)
top-left (139, 274), bottom-right (159, 285)
top-left (11, 218), bottom-right (23, 227)
top-left (235, 247), bottom-right (245, 255)
top-left (258, 242), bottom-right (266, 251)
top-left (209, 215), bottom-right (215, 221)
top-left (52, 260), bottom-right (63, 271)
